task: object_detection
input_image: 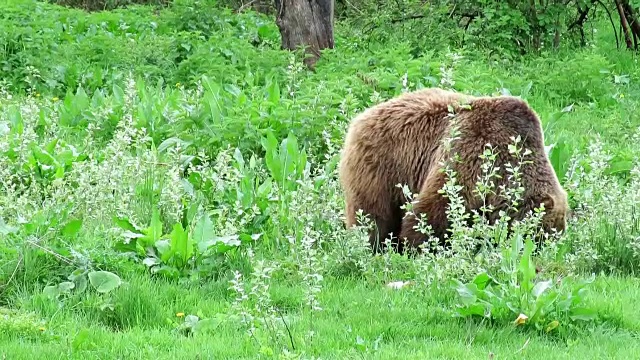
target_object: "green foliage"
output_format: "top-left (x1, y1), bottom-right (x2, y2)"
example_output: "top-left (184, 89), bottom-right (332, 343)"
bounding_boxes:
top-left (43, 269), bottom-right (123, 299)
top-left (340, 0), bottom-right (609, 58)
top-left (52, 0), bottom-right (170, 11)
top-left (0, 0), bottom-right (639, 357)
top-left (453, 238), bottom-right (596, 334)
top-left (114, 209), bottom-right (254, 279)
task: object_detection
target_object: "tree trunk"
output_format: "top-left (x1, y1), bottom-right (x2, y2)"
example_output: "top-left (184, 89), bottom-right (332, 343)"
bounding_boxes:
top-left (274, 0), bottom-right (335, 69)
top-left (620, 0), bottom-right (640, 49)
top-left (615, 0), bottom-right (634, 48)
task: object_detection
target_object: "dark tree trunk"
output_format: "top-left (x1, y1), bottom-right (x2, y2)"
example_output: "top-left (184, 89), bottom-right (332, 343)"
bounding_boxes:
top-left (620, 0), bottom-right (640, 49)
top-left (615, 0), bottom-right (634, 48)
top-left (274, 0), bottom-right (335, 69)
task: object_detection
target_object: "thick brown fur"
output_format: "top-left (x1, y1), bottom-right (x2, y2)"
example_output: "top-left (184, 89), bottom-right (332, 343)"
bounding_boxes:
top-left (338, 88), bottom-right (568, 253)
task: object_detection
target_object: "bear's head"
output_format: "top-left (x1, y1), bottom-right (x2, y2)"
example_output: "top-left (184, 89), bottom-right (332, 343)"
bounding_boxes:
top-left (538, 187), bottom-right (569, 236)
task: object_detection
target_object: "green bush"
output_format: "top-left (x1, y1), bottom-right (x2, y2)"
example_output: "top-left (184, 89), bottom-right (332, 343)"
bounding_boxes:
top-left (50, 0), bottom-right (169, 11)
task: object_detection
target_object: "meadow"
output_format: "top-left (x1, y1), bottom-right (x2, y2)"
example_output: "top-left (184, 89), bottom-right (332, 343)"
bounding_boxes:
top-left (1, 0), bottom-right (640, 358)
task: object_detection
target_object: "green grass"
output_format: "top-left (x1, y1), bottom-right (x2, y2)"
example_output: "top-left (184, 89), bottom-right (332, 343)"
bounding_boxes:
top-left (1, 0), bottom-right (640, 358)
top-left (0, 277), bottom-right (640, 359)
top-left (2, 276), bottom-right (640, 358)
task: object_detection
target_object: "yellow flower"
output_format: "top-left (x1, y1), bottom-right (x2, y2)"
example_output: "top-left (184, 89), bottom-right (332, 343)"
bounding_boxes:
top-left (35, 93), bottom-right (40, 97)
top-left (176, 82), bottom-right (181, 88)
top-left (620, 93), bottom-right (625, 98)
top-left (513, 313), bottom-right (528, 326)
top-left (38, 327), bottom-right (45, 331)
top-left (52, 97), bottom-right (59, 102)
top-left (176, 312), bottom-right (185, 317)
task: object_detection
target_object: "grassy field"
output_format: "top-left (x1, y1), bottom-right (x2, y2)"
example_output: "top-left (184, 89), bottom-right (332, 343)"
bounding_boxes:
top-left (1, 0), bottom-right (640, 358)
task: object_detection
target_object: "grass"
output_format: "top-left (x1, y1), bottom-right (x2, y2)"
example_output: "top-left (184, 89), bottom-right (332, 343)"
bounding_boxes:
top-left (1, 0), bottom-right (640, 358)
top-left (2, 276), bottom-right (640, 358)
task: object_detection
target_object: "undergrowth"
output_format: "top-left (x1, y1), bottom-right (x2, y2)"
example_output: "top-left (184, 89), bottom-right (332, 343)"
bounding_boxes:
top-left (1, 0), bottom-right (640, 357)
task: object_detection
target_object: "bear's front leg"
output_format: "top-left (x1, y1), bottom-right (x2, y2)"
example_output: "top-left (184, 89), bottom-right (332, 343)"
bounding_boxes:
top-left (399, 169), bottom-right (449, 251)
top-left (344, 194), bottom-right (403, 254)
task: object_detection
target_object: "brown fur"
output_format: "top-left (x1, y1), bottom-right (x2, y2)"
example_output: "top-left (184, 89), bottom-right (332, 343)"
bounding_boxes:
top-left (338, 88), bottom-right (568, 253)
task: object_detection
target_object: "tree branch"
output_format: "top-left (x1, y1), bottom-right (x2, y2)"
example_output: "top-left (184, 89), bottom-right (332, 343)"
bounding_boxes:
top-left (594, 0), bottom-right (619, 48)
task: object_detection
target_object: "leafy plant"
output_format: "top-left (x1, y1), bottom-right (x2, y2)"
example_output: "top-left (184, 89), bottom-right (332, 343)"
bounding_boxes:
top-left (452, 236), bottom-right (596, 334)
top-left (114, 208), bottom-right (256, 279)
top-left (43, 268), bottom-right (123, 312)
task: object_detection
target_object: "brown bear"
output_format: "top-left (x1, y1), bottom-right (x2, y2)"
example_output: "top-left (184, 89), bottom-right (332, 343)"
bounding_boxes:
top-left (338, 87), bottom-right (568, 253)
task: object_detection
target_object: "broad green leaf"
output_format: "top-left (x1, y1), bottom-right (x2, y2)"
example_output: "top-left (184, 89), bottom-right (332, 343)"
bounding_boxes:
top-left (455, 303), bottom-right (489, 318)
top-left (113, 216), bottom-right (139, 232)
top-left (455, 283), bottom-right (479, 305)
top-left (256, 178), bottom-right (272, 198)
top-left (44, 138), bottom-right (58, 155)
top-left (569, 307), bottom-right (597, 322)
top-left (262, 130), bottom-right (281, 184)
top-left (267, 77), bottom-right (280, 104)
top-left (224, 84), bottom-right (242, 97)
top-left (170, 223), bottom-right (193, 264)
top-left (143, 257), bottom-right (160, 267)
top-left (142, 209), bottom-right (163, 247)
top-left (113, 85), bottom-right (124, 104)
top-left (62, 219), bottom-right (83, 238)
top-left (156, 239), bottom-right (174, 262)
top-left (192, 317), bottom-right (223, 334)
top-left (532, 280), bottom-right (552, 298)
top-left (606, 158), bottom-right (633, 176)
top-left (200, 235), bottom-right (242, 254)
top-left (233, 148), bottom-right (245, 169)
top-left (184, 314), bottom-right (199, 328)
top-left (32, 146), bottom-right (57, 166)
top-left (74, 273), bottom-right (88, 294)
top-left (239, 233), bottom-right (262, 243)
top-left (472, 272), bottom-right (492, 290)
top-left (157, 137), bottom-right (191, 154)
top-left (549, 140), bottom-right (570, 181)
top-left (88, 271), bottom-right (122, 293)
top-left (519, 239), bottom-right (536, 293)
top-left (43, 285), bottom-right (60, 299)
top-left (58, 281), bottom-right (75, 293)
top-left (193, 214), bottom-right (215, 253)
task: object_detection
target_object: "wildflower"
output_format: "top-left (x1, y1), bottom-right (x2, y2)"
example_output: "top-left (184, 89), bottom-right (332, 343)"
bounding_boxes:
top-left (52, 97), bottom-right (59, 102)
top-left (514, 313), bottom-right (528, 326)
top-left (176, 312), bottom-right (185, 317)
top-left (38, 327), bottom-right (45, 331)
